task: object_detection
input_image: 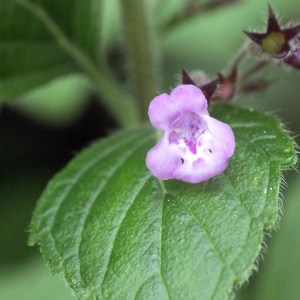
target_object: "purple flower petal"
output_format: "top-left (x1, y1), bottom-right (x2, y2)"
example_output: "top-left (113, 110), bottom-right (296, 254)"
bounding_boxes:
top-left (148, 93), bottom-right (178, 130)
top-left (170, 84), bottom-right (208, 116)
top-left (146, 84), bottom-right (235, 183)
top-left (146, 132), bottom-right (181, 180)
top-left (148, 84), bottom-right (208, 130)
top-left (203, 116), bottom-right (235, 157)
top-left (173, 149), bottom-right (229, 183)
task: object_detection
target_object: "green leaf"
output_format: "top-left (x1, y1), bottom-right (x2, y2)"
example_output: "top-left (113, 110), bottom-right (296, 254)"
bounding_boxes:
top-left (13, 74), bottom-right (92, 127)
top-left (0, 2), bottom-right (72, 99)
top-left (29, 104), bottom-right (296, 300)
top-left (71, 0), bottom-right (103, 59)
top-left (2, 0), bottom-right (139, 127)
top-left (0, 0), bottom-right (102, 100)
top-left (0, 41), bottom-right (75, 101)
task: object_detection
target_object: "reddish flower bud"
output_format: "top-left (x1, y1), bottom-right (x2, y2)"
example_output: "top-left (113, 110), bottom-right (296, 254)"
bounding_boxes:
top-left (215, 69), bottom-right (238, 101)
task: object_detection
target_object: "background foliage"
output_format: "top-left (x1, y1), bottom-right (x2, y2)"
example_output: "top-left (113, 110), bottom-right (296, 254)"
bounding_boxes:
top-left (1, 0), bottom-right (300, 299)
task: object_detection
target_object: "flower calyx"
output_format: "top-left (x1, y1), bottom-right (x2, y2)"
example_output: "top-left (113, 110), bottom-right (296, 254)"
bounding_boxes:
top-left (181, 69), bottom-right (219, 103)
top-left (243, 4), bottom-right (300, 58)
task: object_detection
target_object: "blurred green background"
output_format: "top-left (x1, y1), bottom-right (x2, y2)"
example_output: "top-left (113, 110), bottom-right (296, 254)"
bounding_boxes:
top-left (1, 0), bottom-right (300, 299)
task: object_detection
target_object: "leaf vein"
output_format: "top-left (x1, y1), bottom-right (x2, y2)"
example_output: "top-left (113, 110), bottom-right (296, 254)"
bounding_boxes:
top-left (176, 198), bottom-right (226, 266)
top-left (207, 267), bottom-right (224, 300)
top-left (46, 129), bottom-right (153, 284)
top-left (46, 128), bottom-right (146, 230)
top-left (230, 122), bottom-right (263, 128)
top-left (133, 273), bottom-right (157, 300)
top-left (221, 172), bottom-right (251, 217)
top-left (99, 173), bottom-right (152, 289)
top-left (74, 134), bottom-right (155, 286)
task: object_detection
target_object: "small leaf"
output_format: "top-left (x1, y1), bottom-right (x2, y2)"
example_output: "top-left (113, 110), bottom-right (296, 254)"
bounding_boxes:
top-left (29, 104), bottom-right (296, 300)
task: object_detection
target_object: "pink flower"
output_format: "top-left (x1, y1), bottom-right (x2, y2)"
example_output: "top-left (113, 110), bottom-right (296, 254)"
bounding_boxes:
top-left (146, 85), bottom-right (235, 183)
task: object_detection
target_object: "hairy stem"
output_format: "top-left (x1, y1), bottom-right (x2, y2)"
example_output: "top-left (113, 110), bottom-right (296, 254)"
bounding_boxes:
top-left (241, 60), bottom-right (269, 80)
top-left (15, 0), bottom-right (139, 127)
top-left (229, 42), bottom-right (249, 71)
top-left (120, 0), bottom-right (160, 121)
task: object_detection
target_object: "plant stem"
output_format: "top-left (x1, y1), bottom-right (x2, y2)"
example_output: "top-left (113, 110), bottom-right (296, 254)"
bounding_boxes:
top-left (120, 0), bottom-right (160, 121)
top-left (228, 42), bottom-right (249, 71)
top-left (241, 60), bottom-right (269, 80)
top-left (15, 0), bottom-right (140, 127)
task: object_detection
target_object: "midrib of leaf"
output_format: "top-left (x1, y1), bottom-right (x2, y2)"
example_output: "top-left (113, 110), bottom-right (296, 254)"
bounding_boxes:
top-left (96, 172), bottom-right (153, 291)
top-left (100, 174), bottom-right (168, 300)
top-left (176, 196), bottom-right (228, 294)
top-left (159, 179), bottom-right (238, 300)
top-left (160, 179), bottom-right (240, 300)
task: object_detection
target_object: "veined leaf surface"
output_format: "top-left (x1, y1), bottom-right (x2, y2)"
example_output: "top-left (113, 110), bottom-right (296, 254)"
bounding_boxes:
top-left (29, 104), bottom-right (296, 300)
